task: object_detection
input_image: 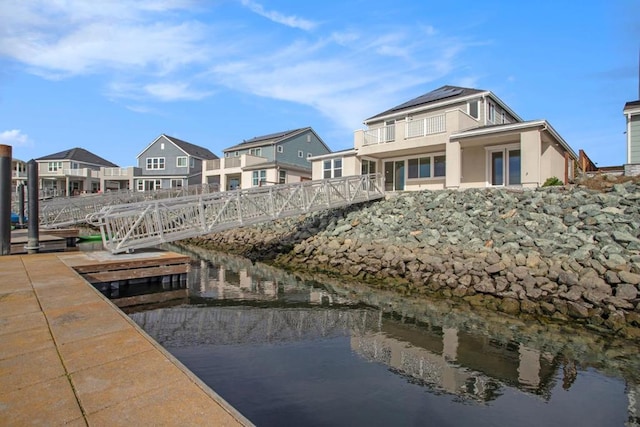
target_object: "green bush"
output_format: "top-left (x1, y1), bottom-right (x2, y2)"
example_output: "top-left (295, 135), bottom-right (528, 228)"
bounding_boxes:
top-left (542, 176), bottom-right (563, 187)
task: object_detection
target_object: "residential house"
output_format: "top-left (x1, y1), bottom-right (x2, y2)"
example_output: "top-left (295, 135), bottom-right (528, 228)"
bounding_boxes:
top-left (136, 134), bottom-right (218, 191)
top-left (36, 148), bottom-right (118, 196)
top-left (11, 158), bottom-right (27, 194)
top-left (311, 85), bottom-right (577, 191)
top-left (203, 127), bottom-right (331, 190)
top-left (624, 99), bottom-right (640, 175)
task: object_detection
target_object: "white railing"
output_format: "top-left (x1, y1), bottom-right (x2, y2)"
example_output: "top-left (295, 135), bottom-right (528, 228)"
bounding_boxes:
top-left (363, 125), bottom-right (396, 145)
top-left (103, 167), bottom-right (134, 177)
top-left (406, 114), bottom-right (446, 139)
top-left (89, 174), bottom-right (385, 254)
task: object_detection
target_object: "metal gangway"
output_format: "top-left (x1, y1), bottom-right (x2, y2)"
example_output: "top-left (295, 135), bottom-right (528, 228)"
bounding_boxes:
top-left (38, 183), bottom-right (218, 228)
top-left (89, 174), bottom-right (384, 254)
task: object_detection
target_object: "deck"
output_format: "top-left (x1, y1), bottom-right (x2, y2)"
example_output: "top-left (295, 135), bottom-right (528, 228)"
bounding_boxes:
top-left (0, 252), bottom-right (253, 426)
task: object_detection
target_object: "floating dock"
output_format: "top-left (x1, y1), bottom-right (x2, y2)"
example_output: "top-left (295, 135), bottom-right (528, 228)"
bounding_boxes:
top-left (0, 251), bottom-right (253, 426)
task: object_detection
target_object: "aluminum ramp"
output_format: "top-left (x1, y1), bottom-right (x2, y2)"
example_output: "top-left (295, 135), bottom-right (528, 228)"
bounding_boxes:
top-left (90, 174), bottom-right (384, 254)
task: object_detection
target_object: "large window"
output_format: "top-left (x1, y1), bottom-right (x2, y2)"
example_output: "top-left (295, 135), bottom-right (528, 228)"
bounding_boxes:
top-left (137, 179), bottom-right (162, 191)
top-left (48, 162), bottom-right (62, 172)
top-left (250, 148), bottom-right (262, 156)
top-left (468, 100), bottom-right (479, 119)
top-left (146, 157), bottom-right (165, 170)
top-left (171, 179), bottom-right (183, 188)
top-left (252, 170), bottom-right (266, 186)
top-left (487, 103), bottom-right (496, 123)
top-left (176, 156), bottom-right (187, 167)
top-left (323, 159), bottom-right (342, 178)
top-left (407, 154), bottom-right (445, 179)
top-left (361, 159), bottom-right (376, 175)
top-left (487, 145), bottom-right (521, 186)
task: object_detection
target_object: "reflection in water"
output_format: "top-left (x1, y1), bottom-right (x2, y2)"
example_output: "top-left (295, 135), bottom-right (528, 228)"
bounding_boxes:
top-left (128, 244), bottom-right (640, 426)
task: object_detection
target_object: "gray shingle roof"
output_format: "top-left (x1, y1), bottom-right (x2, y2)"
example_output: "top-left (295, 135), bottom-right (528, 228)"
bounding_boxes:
top-left (163, 135), bottom-right (218, 160)
top-left (36, 147), bottom-right (119, 167)
top-left (366, 85), bottom-right (485, 121)
top-left (224, 128), bottom-right (309, 151)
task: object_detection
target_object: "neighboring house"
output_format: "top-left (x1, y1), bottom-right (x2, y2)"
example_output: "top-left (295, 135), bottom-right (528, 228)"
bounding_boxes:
top-left (624, 99), bottom-right (640, 175)
top-left (311, 85), bottom-right (578, 191)
top-left (136, 134), bottom-right (218, 191)
top-left (36, 148), bottom-right (118, 196)
top-left (11, 158), bottom-right (27, 194)
top-left (203, 127), bottom-right (331, 190)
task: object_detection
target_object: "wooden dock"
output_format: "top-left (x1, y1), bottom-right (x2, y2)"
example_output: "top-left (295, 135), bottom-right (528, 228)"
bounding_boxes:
top-left (10, 228), bottom-right (79, 254)
top-left (0, 251), bottom-right (253, 426)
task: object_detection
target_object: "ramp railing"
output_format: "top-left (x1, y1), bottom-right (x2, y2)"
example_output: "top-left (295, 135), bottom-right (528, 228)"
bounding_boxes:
top-left (89, 174), bottom-right (384, 254)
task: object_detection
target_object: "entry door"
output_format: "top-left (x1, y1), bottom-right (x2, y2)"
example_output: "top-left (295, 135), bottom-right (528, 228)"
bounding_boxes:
top-left (384, 161), bottom-right (405, 191)
top-left (489, 148), bottom-right (521, 186)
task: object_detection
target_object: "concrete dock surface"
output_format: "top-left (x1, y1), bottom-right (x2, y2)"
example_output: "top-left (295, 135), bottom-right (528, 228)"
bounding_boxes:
top-left (0, 252), bottom-right (253, 426)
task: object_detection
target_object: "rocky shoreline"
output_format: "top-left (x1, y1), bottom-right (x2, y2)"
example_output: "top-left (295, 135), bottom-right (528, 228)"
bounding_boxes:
top-left (184, 178), bottom-right (640, 339)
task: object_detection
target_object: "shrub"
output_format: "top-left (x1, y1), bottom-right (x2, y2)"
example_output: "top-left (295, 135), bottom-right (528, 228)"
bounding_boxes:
top-left (542, 176), bottom-right (563, 187)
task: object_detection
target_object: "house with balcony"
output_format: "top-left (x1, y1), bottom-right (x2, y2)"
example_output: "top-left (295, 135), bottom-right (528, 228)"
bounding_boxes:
top-left (311, 85), bottom-right (578, 191)
top-left (203, 127), bottom-right (331, 190)
top-left (35, 148), bottom-right (118, 197)
top-left (624, 99), bottom-right (640, 175)
top-left (136, 134), bottom-right (218, 191)
top-left (11, 158), bottom-right (27, 194)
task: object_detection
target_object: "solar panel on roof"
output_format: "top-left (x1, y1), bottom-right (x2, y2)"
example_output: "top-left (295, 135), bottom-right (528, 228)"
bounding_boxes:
top-left (391, 87), bottom-right (463, 112)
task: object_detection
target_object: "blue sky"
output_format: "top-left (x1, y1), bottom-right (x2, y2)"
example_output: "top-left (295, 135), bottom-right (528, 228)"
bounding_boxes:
top-left (1, 0), bottom-right (639, 167)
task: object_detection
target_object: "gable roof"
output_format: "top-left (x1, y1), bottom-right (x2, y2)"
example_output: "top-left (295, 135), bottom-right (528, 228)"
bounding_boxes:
top-left (224, 127), bottom-right (320, 152)
top-left (36, 147), bottom-right (118, 167)
top-left (137, 134), bottom-right (218, 160)
top-left (162, 135), bottom-right (218, 160)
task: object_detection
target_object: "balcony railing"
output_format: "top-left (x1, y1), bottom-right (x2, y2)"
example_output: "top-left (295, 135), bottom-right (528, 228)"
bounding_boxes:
top-left (205, 155), bottom-right (267, 171)
top-left (363, 125), bottom-right (395, 145)
top-left (406, 114), bottom-right (446, 139)
top-left (102, 167), bottom-right (135, 177)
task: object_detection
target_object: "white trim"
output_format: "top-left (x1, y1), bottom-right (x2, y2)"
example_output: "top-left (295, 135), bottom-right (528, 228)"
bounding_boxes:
top-left (406, 151), bottom-right (446, 180)
top-left (176, 156), bottom-right (187, 167)
top-left (628, 113), bottom-right (632, 164)
top-left (485, 143), bottom-right (521, 187)
top-left (309, 149), bottom-right (356, 161)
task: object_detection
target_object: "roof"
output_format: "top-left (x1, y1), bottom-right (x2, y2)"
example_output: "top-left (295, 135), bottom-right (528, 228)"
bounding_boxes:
top-left (308, 148), bottom-right (357, 161)
top-left (366, 85), bottom-right (485, 122)
top-left (224, 127), bottom-right (310, 152)
top-left (36, 147), bottom-right (118, 167)
top-left (450, 120), bottom-right (578, 160)
top-left (242, 160), bottom-right (312, 174)
top-left (162, 135), bottom-right (218, 160)
top-left (624, 100), bottom-right (640, 113)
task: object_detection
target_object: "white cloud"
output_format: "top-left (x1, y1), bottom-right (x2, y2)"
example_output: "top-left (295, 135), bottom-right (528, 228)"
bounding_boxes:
top-left (144, 82), bottom-right (212, 101)
top-left (239, 0), bottom-right (317, 31)
top-left (0, 130), bottom-right (32, 147)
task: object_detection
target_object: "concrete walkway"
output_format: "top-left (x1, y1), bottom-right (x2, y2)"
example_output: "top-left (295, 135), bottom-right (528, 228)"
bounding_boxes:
top-left (0, 253), bottom-right (253, 426)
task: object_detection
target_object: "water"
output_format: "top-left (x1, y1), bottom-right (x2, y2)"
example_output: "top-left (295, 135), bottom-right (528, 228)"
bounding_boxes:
top-left (126, 245), bottom-right (640, 426)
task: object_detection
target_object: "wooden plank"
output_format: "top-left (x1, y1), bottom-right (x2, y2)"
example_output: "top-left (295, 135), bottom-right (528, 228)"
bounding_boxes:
top-left (72, 255), bottom-right (191, 274)
top-left (81, 264), bottom-right (189, 284)
top-left (112, 289), bottom-right (188, 308)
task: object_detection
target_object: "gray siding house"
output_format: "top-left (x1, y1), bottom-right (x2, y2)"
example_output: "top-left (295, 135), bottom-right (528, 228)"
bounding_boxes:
top-left (136, 134), bottom-right (218, 190)
top-left (203, 127), bottom-right (331, 190)
top-left (624, 100), bottom-right (640, 175)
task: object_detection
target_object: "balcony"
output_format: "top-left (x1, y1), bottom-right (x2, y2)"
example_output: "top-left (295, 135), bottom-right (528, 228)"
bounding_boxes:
top-left (363, 114), bottom-right (446, 146)
top-left (205, 155), bottom-right (267, 172)
top-left (102, 167), bottom-right (139, 178)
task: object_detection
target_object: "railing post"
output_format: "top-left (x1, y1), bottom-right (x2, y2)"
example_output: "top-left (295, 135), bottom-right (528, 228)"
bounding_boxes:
top-left (27, 160), bottom-right (39, 254)
top-left (0, 145), bottom-right (11, 255)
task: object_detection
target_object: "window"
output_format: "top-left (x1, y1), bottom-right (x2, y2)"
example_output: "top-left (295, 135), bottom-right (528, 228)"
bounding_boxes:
top-left (190, 157), bottom-right (195, 168)
top-left (468, 100), bottom-right (479, 119)
top-left (171, 179), bottom-right (183, 188)
top-left (225, 152), bottom-right (230, 158)
top-left (298, 150), bottom-right (304, 158)
top-left (361, 159), bottom-right (376, 175)
top-left (277, 145), bottom-right (283, 153)
top-left (407, 154), bottom-right (445, 179)
top-left (70, 162), bottom-right (79, 169)
top-left (137, 180), bottom-right (143, 191)
top-left (176, 156), bottom-right (187, 167)
top-left (252, 170), bottom-right (266, 186)
top-left (146, 157), bottom-right (165, 170)
top-left (139, 179), bottom-right (162, 191)
top-left (488, 103), bottom-right (496, 123)
top-left (487, 145), bottom-right (521, 186)
top-left (234, 151), bottom-right (239, 157)
top-left (323, 159), bottom-right (342, 178)
top-left (279, 170), bottom-right (287, 184)
top-left (250, 148), bottom-right (262, 156)
top-left (160, 143), bottom-right (165, 150)
top-left (307, 153), bottom-right (312, 158)
top-left (48, 162), bottom-right (62, 172)
top-left (306, 134), bottom-right (311, 143)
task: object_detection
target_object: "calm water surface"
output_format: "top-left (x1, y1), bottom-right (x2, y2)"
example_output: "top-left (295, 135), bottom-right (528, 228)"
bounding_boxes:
top-left (123, 245), bottom-right (640, 427)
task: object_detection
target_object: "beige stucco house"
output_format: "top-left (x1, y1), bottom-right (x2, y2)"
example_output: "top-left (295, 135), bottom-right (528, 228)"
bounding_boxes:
top-left (624, 99), bottom-right (640, 175)
top-left (312, 85), bottom-right (577, 191)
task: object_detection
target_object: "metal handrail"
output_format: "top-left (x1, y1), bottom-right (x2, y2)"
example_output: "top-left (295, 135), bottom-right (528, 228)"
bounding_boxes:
top-left (92, 174), bottom-right (384, 254)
